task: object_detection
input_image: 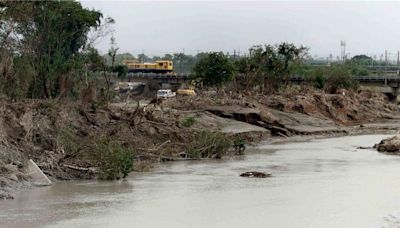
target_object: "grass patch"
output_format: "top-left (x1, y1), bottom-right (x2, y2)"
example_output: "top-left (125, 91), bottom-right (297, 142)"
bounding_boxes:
top-left (182, 116), bottom-right (197, 128)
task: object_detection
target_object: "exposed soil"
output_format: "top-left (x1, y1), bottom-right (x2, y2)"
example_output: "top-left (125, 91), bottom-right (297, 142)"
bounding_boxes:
top-left (166, 87), bottom-right (399, 135)
top-left (1, 87), bottom-right (399, 197)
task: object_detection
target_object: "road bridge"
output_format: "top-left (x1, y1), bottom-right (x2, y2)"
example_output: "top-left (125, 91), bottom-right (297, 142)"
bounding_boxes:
top-left (291, 75), bottom-right (400, 101)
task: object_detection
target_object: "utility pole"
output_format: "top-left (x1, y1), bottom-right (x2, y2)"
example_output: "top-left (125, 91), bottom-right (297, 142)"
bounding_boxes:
top-left (340, 40), bottom-right (346, 62)
top-left (397, 51), bottom-right (399, 66)
top-left (385, 50), bottom-right (388, 65)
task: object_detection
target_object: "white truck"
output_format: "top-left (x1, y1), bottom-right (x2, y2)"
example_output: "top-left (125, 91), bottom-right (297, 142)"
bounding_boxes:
top-left (156, 89), bottom-right (176, 99)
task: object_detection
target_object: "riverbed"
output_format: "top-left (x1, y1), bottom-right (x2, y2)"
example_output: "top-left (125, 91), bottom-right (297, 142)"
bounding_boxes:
top-left (1, 134), bottom-right (400, 228)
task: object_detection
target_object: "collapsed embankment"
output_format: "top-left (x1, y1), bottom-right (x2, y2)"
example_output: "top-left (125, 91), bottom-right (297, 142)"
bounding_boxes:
top-left (1, 87), bottom-right (399, 197)
top-left (167, 88), bottom-right (400, 136)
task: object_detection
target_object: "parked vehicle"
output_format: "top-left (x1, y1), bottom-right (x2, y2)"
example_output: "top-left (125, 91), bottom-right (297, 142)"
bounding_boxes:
top-left (156, 89), bottom-right (176, 99)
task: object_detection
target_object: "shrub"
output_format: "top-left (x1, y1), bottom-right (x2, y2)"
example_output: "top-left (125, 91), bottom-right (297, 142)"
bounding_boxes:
top-left (57, 125), bottom-right (80, 155)
top-left (113, 65), bottom-right (128, 78)
top-left (325, 64), bottom-right (358, 93)
top-left (233, 138), bottom-right (246, 154)
top-left (314, 74), bottom-right (326, 89)
top-left (94, 138), bottom-right (135, 180)
top-left (186, 130), bottom-right (232, 159)
top-left (306, 67), bottom-right (326, 89)
top-left (182, 116), bottom-right (196, 128)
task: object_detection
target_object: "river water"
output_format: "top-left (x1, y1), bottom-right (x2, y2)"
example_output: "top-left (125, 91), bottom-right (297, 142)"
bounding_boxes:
top-left (2, 134), bottom-right (400, 228)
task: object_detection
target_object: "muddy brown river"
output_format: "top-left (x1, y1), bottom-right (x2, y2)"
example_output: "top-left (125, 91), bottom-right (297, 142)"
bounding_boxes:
top-left (2, 135), bottom-right (400, 228)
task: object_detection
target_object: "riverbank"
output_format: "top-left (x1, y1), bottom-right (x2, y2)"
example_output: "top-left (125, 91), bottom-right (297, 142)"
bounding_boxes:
top-left (0, 87), bottom-right (399, 197)
top-left (2, 134), bottom-right (398, 228)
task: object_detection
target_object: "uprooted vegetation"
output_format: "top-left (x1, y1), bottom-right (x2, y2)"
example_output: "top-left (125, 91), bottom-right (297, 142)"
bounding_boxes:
top-left (185, 130), bottom-right (232, 159)
top-left (0, 99), bottom-right (241, 187)
top-left (0, 84), bottom-right (399, 192)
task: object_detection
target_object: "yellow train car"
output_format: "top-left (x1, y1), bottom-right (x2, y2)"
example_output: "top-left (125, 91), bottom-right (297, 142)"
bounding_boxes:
top-left (122, 59), bottom-right (173, 73)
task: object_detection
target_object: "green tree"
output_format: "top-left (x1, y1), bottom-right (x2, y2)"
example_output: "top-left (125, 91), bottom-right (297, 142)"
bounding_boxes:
top-left (256, 43), bottom-right (308, 92)
top-left (0, 1), bottom-right (103, 98)
top-left (325, 64), bottom-right (359, 93)
top-left (163, 54), bottom-right (173, 61)
top-left (193, 52), bottom-right (234, 87)
top-left (350, 55), bottom-right (373, 65)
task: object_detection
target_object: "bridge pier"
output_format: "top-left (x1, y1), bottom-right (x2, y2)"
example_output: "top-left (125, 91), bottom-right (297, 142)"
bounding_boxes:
top-left (392, 87), bottom-right (399, 102)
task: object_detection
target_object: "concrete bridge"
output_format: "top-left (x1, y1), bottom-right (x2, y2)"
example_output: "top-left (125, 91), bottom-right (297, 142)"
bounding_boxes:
top-left (366, 66), bottom-right (400, 74)
top-left (125, 73), bottom-right (192, 90)
top-left (291, 74), bottom-right (400, 101)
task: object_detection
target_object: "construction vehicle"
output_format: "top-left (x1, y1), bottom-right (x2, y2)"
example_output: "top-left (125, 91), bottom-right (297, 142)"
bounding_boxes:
top-left (176, 82), bottom-right (196, 96)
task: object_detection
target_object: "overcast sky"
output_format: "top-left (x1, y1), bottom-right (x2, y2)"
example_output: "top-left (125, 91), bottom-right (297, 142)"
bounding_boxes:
top-left (81, 1), bottom-right (400, 60)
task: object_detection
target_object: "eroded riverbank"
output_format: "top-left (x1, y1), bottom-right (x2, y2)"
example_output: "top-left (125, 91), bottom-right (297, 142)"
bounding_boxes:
top-left (2, 135), bottom-right (400, 228)
top-left (1, 88), bottom-right (399, 196)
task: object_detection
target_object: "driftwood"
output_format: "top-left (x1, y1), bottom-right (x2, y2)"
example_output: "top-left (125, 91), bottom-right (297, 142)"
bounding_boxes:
top-left (143, 120), bottom-right (170, 126)
top-left (138, 140), bottom-right (171, 151)
top-left (240, 171), bottom-right (271, 178)
top-left (159, 156), bottom-right (205, 162)
top-left (80, 110), bottom-right (100, 127)
top-left (63, 164), bottom-right (98, 173)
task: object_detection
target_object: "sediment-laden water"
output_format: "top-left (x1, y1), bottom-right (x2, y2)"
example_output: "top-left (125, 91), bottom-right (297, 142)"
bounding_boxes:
top-left (1, 135), bottom-right (400, 228)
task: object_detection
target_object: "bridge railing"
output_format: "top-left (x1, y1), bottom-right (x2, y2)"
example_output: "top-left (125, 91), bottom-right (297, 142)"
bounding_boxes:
top-left (289, 74), bottom-right (400, 83)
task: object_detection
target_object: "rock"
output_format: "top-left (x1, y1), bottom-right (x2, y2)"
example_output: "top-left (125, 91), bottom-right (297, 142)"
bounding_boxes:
top-left (0, 192), bottom-right (14, 200)
top-left (147, 126), bottom-right (157, 135)
top-left (375, 135), bottom-right (400, 153)
top-left (25, 159), bottom-right (52, 186)
top-left (240, 171), bottom-right (271, 178)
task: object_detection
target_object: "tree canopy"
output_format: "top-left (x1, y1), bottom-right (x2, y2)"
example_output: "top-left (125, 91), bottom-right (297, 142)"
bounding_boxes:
top-left (193, 52), bottom-right (234, 87)
top-left (0, 1), bottom-right (103, 98)
top-left (237, 43), bottom-right (308, 92)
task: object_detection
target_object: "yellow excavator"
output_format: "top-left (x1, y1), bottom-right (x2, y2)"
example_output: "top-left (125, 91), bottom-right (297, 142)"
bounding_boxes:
top-left (176, 81), bottom-right (196, 96)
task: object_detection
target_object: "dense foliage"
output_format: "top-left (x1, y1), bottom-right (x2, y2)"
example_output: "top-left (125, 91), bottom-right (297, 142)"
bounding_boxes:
top-left (0, 1), bottom-right (104, 99)
top-left (193, 52), bottom-right (234, 87)
top-left (324, 64), bottom-right (359, 93)
top-left (236, 43), bottom-right (308, 93)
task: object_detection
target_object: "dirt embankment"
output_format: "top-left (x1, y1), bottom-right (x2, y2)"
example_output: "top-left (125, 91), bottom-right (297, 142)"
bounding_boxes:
top-left (0, 87), bottom-right (399, 196)
top-left (166, 88), bottom-right (400, 136)
top-left (0, 100), bottom-right (214, 193)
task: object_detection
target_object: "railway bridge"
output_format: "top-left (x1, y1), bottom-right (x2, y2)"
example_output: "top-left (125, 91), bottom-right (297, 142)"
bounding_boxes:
top-left (126, 73), bottom-right (400, 101)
